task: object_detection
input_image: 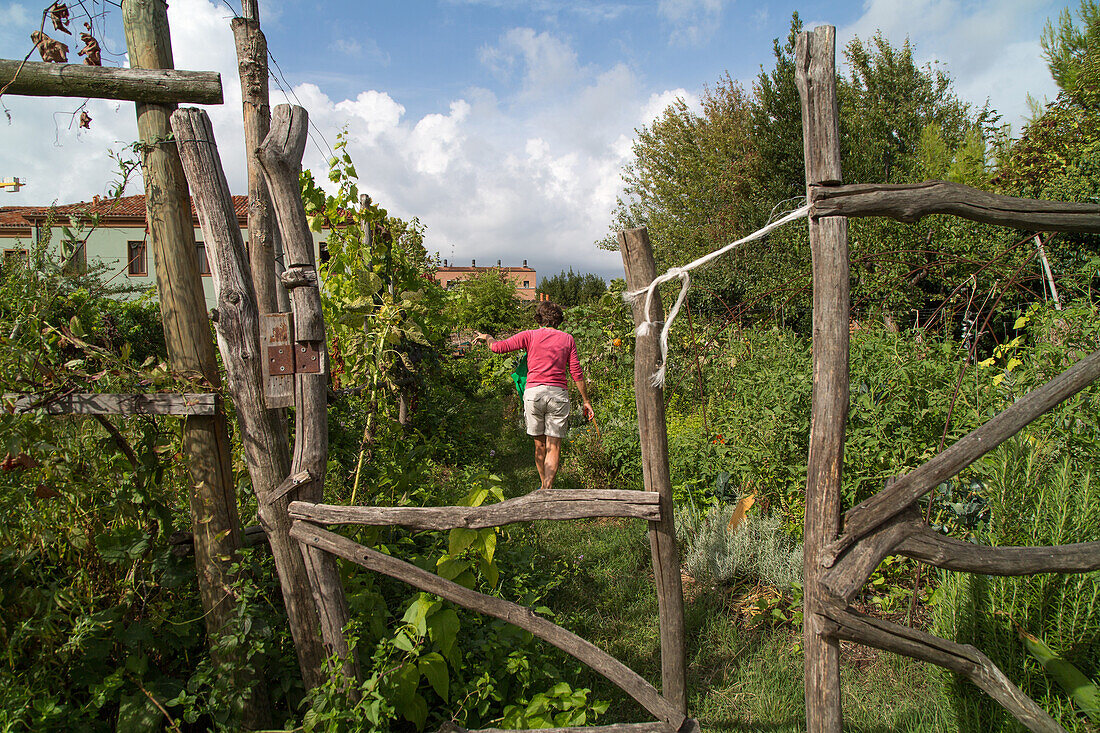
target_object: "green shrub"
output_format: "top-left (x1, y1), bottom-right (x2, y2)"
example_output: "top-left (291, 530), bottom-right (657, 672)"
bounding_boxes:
top-left (677, 506), bottom-right (803, 589)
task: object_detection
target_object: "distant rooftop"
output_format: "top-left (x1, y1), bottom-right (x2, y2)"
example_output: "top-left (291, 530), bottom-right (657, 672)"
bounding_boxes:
top-left (0, 194), bottom-right (249, 231)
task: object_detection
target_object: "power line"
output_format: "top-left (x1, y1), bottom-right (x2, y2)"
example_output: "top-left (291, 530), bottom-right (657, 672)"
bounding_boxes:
top-left (266, 48), bottom-right (336, 165)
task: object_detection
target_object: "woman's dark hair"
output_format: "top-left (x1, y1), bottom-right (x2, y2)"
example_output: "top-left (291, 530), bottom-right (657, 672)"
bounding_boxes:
top-left (535, 301), bottom-right (564, 327)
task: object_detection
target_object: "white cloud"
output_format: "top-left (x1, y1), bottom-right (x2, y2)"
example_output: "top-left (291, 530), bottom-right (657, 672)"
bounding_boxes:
top-left (0, 3), bottom-right (701, 282)
top-left (481, 27), bottom-right (583, 102)
top-left (658, 0), bottom-right (727, 46)
top-left (407, 100), bottom-right (470, 176)
top-left (839, 0), bottom-right (1064, 128)
top-left (641, 87), bottom-right (698, 124)
top-left (332, 38), bottom-right (361, 57)
top-left (0, 3), bottom-right (30, 28)
top-left (334, 90), bottom-right (405, 144)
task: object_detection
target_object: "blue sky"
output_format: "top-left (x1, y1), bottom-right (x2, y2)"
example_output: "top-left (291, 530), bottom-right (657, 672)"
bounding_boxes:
top-left (0, 0), bottom-right (1078, 281)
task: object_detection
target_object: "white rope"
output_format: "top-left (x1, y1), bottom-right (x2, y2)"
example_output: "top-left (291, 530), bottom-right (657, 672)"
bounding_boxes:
top-left (624, 203), bottom-right (811, 387)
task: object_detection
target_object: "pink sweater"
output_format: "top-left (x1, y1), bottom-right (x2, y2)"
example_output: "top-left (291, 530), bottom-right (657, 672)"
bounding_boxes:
top-left (490, 328), bottom-right (583, 388)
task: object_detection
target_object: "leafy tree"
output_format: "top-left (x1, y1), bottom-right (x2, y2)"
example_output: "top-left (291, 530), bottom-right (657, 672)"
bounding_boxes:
top-left (537, 269), bottom-right (607, 307)
top-left (1042, 0), bottom-right (1100, 97)
top-left (994, 0), bottom-right (1100, 295)
top-left (447, 269), bottom-right (529, 334)
top-left (841, 33), bottom-right (974, 185)
top-left (752, 12), bottom-right (806, 205)
top-left (601, 13), bottom-right (1035, 329)
top-left (606, 72), bottom-right (759, 292)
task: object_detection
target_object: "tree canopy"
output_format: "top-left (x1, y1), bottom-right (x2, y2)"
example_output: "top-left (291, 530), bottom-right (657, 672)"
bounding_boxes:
top-left (537, 269), bottom-right (607, 307)
top-left (603, 10), bottom-right (1099, 331)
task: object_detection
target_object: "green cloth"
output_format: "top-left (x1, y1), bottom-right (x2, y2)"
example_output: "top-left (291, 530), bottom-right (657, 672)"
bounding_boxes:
top-left (510, 353), bottom-right (528, 396)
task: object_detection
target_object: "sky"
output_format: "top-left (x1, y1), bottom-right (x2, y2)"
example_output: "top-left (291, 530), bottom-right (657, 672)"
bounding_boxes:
top-left (0, 0), bottom-right (1079, 283)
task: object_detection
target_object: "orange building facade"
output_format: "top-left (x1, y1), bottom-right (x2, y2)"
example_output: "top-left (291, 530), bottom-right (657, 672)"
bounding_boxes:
top-left (434, 259), bottom-right (538, 301)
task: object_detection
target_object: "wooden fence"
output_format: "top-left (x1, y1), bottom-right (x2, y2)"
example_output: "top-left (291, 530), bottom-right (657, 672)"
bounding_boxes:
top-left (795, 26), bottom-right (1100, 733)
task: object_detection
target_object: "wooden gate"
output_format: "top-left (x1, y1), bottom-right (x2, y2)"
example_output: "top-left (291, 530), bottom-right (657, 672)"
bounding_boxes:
top-left (287, 226), bottom-right (699, 732)
top-left (796, 26), bottom-right (1100, 733)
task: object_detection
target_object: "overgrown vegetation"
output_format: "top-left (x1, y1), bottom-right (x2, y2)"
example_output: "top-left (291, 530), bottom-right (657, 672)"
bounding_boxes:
top-left (2, 3), bottom-right (1099, 732)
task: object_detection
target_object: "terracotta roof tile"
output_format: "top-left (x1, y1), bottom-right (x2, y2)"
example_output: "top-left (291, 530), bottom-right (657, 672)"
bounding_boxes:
top-left (0, 194), bottom-right (249, 227)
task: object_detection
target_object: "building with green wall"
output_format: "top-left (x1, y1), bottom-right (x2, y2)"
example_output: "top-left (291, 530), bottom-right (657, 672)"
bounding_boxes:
top-left (0, 194), bottom-right (326, 309)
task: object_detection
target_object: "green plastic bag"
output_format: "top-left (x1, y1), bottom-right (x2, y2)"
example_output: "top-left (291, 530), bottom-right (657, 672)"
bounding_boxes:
top-left (510, 353), bottom-right (528, 397)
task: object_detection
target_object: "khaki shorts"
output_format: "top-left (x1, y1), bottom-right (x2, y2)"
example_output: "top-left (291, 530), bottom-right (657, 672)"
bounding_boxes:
top-left (523, 384), bottom-right (571, 438)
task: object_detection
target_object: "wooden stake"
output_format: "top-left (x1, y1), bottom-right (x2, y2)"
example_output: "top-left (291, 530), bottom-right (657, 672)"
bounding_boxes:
top-left (171, 106), bottom-right (334, 690)
top-left (617, 227), bottom-right (688, 716)
top-left (231, 4), bottom-right (284, 315)
top-left (796, 25), bottom-right (846, 733)
top-left (259, 103), bottom-right (360, 684)
top-left (121, 0), bottom-right (264, 724)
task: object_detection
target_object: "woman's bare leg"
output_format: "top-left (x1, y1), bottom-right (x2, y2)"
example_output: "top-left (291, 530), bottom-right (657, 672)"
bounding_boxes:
top-left (533, 435), bottom-right (547, 489)
top-left (541, 436), bottom-right (562, 490)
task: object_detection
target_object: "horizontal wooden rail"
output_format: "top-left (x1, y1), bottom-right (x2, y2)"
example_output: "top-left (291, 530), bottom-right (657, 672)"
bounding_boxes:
top-left (822, 502), bottom-right (1100, 602)
top-left (811, 181), bottom-right (1100, 234)
top-left (169, 524), bottom-right (267, 556)
top-left (4, 392), bottom-right (216, 416)
top-left (288, 489), bottom-right (661, 530)
top-left (0, 59), bottom-right (223, 104)
top-left (898, 529), bottom-right (1100, 575)
top-left (824, 347), bottom-right (1100, 566)
top-left (823, 601), bottom-right (1063, 732)
top-left (290, 521), bottom-right (687, 730)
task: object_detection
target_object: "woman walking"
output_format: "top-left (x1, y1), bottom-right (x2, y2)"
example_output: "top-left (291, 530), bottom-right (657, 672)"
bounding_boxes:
top-left (476, 301), bottom-right (594, 490)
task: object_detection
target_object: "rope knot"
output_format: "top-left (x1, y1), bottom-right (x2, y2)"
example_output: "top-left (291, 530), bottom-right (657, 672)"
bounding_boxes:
top-left (622, 203), bottom-right (810, 388)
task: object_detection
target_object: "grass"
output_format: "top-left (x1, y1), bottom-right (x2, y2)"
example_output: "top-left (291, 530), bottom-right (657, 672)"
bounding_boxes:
top-left (482, 404), bottom-right (955, 732)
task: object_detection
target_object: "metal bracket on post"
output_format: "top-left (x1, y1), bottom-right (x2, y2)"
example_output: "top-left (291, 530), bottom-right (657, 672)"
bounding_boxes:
top-left (259, 311), bottom-right (333, 407)
top-left (295, 343), bottom-right (322, 374)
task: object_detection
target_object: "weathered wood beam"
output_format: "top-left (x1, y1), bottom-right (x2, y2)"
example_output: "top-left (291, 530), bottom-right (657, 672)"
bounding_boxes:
top-left (811, 181), bottom-right (1100, 234)
top-left (170, 524), bottom-right (268, 556)
top-left (290, 521), bottom-right (687, 731)
top-left (898, 528), bottom-right (1100, 575)
top-left (796, 25), bottom-right (846, 733)
top-left (259, 105), bottom-right (324, 341)
top-left (619, 227), bottom-right (688, 716)
top-left (826, 347), bottom-right (1100, 567)
top-left (820, 503), bottom-right (921, 603)
top-left (172, 106), bottom-right (333, 689)
top-left (0, 59), bottom-right (222, 104)
top-left (230, 8), bottom-right (282, 314)
top-left (4, 392), bottom-right (215, 415)
top-left (259, 103), bottom-right (358, 685)
top-left (823, 602), bottom-right (1065, 733)
top-left (122, 0), bottom-right (260, 723)
top-left (288, 490), bottom-right (660, 529)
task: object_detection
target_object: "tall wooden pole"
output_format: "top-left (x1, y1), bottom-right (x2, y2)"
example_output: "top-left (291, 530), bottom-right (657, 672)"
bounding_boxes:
top-left (172, 106), bottom-right (332, 691)
top-left (121, 1), bottom-right (265, 724)
top-left (232, 0), bottom-right (288, 315)
top-left (618, 227), bottom-right (688, 715)
top-left (796, 26), bottom-right (847, 733)
top-left (260, 104), bottom-right (361, 684)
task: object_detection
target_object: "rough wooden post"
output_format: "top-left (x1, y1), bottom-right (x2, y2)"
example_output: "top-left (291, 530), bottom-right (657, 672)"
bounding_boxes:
top-left (120, 2), bottom-right (264, 723)
top-left (618, 227), bottom-right (688, 715)
top-left (259, 103), bottom-right (360, 684)
top-left (171, 106), bottom-right (333, 690)
top-left (796, 25), bottom-right (847, 733)
top-left (232, 1), bottom-right (287, 315)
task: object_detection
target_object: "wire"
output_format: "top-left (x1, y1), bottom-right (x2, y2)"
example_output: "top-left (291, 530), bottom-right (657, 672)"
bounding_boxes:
top-left (266, 48), bottom-right (336, 164)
